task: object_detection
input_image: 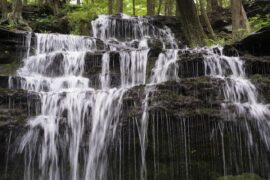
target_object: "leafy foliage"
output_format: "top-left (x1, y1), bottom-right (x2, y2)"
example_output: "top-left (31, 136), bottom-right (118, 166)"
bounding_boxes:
top-left (249, 14), bottom-right (270, 32)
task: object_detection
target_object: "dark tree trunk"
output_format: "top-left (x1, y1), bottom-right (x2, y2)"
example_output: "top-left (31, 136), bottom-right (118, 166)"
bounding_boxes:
top-left (108, 0), bottom-right (113, 14)
top-left (117, 0), bottom-right (123, 13)
top-left (199, 0), bottom-right (215, 38)
top-left (147, 0), bottom-right (155, 16)
top-left (176, 0), bottom-right (206, 46)
top-left (51, 0), bottom-right (59, 15)
top-left (207, 0), bottom-right (212, 12)
top-left (132, 0), bottom-right (135, 15)
top-left (211, 0), bottom-right (219, 11)
top-left (77, 0), bottom-right (80, 5)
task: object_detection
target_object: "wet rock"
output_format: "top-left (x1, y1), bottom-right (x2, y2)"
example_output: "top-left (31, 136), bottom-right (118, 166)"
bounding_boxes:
top-left (177, 50), bottom-right (205, 78)
top-left (244, 55), bottom-right (270, 75)
top-left (224, 25), bottom-right (270, 57)
top-left (118, 78), bottom-right (270, 179)
top-left (0, 28), bottom-right (29, 76)
top-left (0, 88), bottom-right (40, 127)
top-left (84, 51), bottom-right (121, 88)
top-left (250, 75), bottom-right (270, 102)
top-left (148, 39), bottom-right (163, 57)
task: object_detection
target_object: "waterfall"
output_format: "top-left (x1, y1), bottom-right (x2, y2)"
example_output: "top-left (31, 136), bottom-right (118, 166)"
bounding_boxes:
top-left (10, 14), bottom-right (180, 180)
top-left (7, 14), bottom-right (270, 180)
top-left (203, 47), bottom-right (270, 149)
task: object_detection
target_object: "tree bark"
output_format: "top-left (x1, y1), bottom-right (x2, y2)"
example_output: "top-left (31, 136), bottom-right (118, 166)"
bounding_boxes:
top-left (117, 0), bottom-right (123, 13)
top-left (0, 0), bottom-right (8, 23)
top-left (10, 0), bottom-right (24, 25)
top-left (218, 0), bottom-right (223, 7)
top-left (132, 0), bottom-right (135, 15)
top-left (147, 0), bottom-right (155, 16)
top-left (231, 0), bottom-right (250, 39)
top-left (199, 0), bottom-right (215, 38)
top-left (211, 0), bottom-right (219, 11)
top-left (207, 0), bottom-right (212, 12)
top-left (165, 0), bottom-right (173, 16)
top-left (77, 0), bottom-right (80, 5)
top-left (157, 0), bottom-right (162, 15)
top-left (108, 0), bottom-right (113, 14)
top-left (51, 0), bottom-right (59, 15)
top-left (176, 0), bottom-right (206, 46)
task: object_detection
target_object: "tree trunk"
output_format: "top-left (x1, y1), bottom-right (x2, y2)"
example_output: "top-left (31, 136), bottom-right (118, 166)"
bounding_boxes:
top-left (231, 0), bottom-right (250, 39)
top-left (211, 0), bottom-right (219, 11)
top-left (147, 0), bottom-right (155, 16)
top-left (10, 0), bottom-right (23, 25)
top-left (117, 0), bottom-right (123, 13)
top-left (77, 0), bottom-right (80, 5)
top-left (207, 0), bottom-right (212, 12)
top-left (157, 0), bottom-right (162, 15)
top-left (199, 0), bottom-right (215, 38)
top-left (108, 0), bottom-right (113, 14)
top-left (51, 0), bottom-right (59, 15)
top-left (218, 0), bottom-right (223, 7)
top-left (0, 0), bottom-right (8, 23)
top-left (164, 0), bottom-right (173, 16)
top-left (176, 0), bottom-right (206, 46)
top-left (132, 0), bottom-right (135, 15)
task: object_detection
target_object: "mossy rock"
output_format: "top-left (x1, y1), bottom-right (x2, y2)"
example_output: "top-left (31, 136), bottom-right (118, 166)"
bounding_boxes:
top-left (0, 63), bottom-right (19, 76)
top-left (217, 173), bottom-right (262, 180)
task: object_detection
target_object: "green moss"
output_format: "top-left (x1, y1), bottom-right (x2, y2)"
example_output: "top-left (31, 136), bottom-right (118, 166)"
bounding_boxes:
top-left (250, 74), bottom-right (270, 84)
top-left (0, 62), bottom-right (19, 76)
top-left (250, 75), bottom-right (270, 102)
top-left (218, 173), bottom-right (262, 180)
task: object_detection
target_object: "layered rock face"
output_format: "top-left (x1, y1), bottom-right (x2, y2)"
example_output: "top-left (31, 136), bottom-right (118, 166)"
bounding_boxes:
top-left (0, 16), bottom-right (270, 180)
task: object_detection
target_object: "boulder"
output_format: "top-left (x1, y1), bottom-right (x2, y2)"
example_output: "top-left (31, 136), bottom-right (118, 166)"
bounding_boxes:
top-left (224, 25), bottom-right (270, 56)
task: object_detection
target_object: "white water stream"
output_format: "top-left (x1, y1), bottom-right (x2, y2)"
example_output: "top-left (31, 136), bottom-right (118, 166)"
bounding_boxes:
top-left (8, 14), bottom-right (270, 180)
top-left (10, 14), bottom-right (179, 180)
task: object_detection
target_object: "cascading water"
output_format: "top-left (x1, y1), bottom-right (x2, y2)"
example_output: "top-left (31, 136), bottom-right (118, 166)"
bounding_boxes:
top-left (203, 47), bottom-right (270, 148)
top-left (9, 14), bottom-right (181, 180)
top-left (202, 47), bottom-right (270, 176)
top-left (6, 14), bottom-right (270, 180)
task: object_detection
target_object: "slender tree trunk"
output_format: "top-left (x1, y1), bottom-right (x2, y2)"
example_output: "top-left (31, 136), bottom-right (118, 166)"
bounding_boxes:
top-left (167, 0), bottom-right (173, 16)
top-left (0, 0), bottom-right (8, 23)
top-left (231, 0), bottom-right (250, 39)
top-left (176, 0), bottom-right (206, 46)
top-left (147, 0), bottom-right (155, 16)
top-left (207, 0), bottom-right (212, 12)
top-left (164, 0), bottom-right (168, 15)
top-left (77, 0), bottom-right (80, 5)
top-left (199, 0), bottom-right (215, 38)
top-left (157, 0), bottom-right (162, 15)
top-left (132, 0), bottom-right (135, 15)
top-left (211, 0), bottom-right (219, 11)
top-left (117, 0), bottom-right (123, 13)
top-left (218, 0), bottom-right (223, 8)
top-left (165, 0), bottom-right (173, 15)
top-left (108, 0), bottom-right (113, 14)
top-left (51, 0), bottom-right (59, 15)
